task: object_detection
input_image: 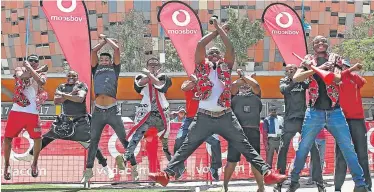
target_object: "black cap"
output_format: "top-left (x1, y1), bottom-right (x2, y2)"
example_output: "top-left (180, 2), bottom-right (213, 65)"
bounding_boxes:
top-left (27, 54), bottom-right (39, 62)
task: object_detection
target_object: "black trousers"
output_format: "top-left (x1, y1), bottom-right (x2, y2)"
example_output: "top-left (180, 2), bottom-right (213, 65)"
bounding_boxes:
top-left (165, 111), bottom-right (270, 176)
top-left (334, 119), bottom-right (372, 191)
top-left (30, 137), bottom-right (108, 167)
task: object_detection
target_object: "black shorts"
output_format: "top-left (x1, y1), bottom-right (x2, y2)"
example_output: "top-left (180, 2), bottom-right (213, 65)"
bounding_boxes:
top-left (227, 128), bottom-right (261, 163)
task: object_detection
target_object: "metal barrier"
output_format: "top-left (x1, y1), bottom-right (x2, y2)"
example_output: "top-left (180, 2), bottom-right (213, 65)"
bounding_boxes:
top-left (1, 120), bottom-right (374, 184)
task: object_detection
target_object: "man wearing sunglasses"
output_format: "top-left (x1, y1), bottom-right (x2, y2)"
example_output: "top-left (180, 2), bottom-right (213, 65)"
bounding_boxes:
top-left (82, 34), bottom-right (129, 183)
top-left (116, 57), bottom-right (172, 177)
top-left (149, 19), bottom-right (287, 188)
top-left (16, 70), bottom-right (114, 180)
top-left (3, 54), bottom-right (48, 180)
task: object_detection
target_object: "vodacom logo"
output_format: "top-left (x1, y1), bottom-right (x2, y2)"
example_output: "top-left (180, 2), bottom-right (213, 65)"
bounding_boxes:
top-left (275, 12), bottom-right (293, 28)
top-left (167, 9), bottom-right (197, 35)
top-left (172, 10), bottom-right (191, 27)
top-left (271, 11), bottom-right (298, 35)
top-left (57, 0), bottom-right (76, 13)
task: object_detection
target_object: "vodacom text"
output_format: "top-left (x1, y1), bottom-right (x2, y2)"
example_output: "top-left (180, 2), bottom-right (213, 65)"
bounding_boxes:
top-left (50, 0), bottom-right (83, 22)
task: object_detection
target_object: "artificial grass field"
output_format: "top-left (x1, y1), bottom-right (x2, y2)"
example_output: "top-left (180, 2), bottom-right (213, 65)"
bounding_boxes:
top-left (1, 184), bottom-right (178, 192)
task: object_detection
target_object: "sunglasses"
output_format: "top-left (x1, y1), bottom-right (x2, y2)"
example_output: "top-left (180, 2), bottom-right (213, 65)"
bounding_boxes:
top-left (314, 38), bottom-right (327, 44)
top-left (28, 59), bottom-right (39, 63)
top-left (148, 63), bottom-right (160, 67)
top-left (67, 75), bottom-right (77, 78)
top-left (208, 50), bottom-right (220, 55)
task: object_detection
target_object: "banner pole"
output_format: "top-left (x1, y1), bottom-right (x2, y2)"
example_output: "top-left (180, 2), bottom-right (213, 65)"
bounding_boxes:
top-left (25, 6), bottom-right (31, 59)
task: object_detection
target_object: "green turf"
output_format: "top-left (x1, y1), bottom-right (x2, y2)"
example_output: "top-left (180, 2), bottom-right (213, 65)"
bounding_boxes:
top-left (1, 184), bottom-right (168, 192)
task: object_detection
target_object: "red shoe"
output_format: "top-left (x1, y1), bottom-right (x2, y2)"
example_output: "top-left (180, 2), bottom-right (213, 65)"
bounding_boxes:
top-left (264, 170), bottom-right (287, 185)
top-left (149, 171), bottom-right (169, 187)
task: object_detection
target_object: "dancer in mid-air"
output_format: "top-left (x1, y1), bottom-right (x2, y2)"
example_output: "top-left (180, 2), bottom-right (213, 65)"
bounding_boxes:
top-left (81, 34), bottom-right (129, 183)
top-left (116, 57), bottom-right (173, 173)
top-left (3, 54), bottom-right (48, 180)
top-left (16, 70), bottom-right (114, 180)
top-left (173, 75), bottom-right (222, 180)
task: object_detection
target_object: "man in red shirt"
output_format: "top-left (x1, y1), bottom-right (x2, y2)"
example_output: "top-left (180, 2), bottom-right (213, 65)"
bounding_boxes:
top-left (173, 75), bottom-right (222, 180)
top-left (334, 61), bottom-right (371, 192)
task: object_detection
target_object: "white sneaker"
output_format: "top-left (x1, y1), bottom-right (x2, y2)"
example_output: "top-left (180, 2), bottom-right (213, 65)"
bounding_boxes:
top-left (14, 154), bottom-right (33, 162)
top-left (131, 165), bottom-right (139, 181)
top-left (81, 168), bottom-right (93, 183)
top-left (103, 166), bottom-right (114, 180)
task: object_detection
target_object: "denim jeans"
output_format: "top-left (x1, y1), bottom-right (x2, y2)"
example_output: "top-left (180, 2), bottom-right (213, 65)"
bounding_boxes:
top-left (309, 138), bottom-right (326, 179)
top-left (291, 107), bottom-right (365, 187)
top-left (174, 117), bottom-right (222, 170)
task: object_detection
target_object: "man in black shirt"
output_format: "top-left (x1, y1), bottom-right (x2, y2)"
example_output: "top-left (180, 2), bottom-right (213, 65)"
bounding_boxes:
top-left (16, 70), bottom-right (113, 180)
top-left (288, 35), bottom-right (367, 192)
top-left (223, 69), bottom-right (265, 192)
top-left (82, 34), bottom-right (130, 183)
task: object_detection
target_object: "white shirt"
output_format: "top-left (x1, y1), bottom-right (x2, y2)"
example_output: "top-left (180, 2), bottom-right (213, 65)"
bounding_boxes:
top-left (199, 68), bottom-right (227, 112)
top-left (11, 78), bottom-right (39, 114)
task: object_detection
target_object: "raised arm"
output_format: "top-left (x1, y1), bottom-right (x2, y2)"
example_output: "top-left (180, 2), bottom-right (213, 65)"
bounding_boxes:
top-left (241, 74), bottom-right (260, 95)
top-left (341, 63), bottom-right (367, 88)
top-left (230, 79), bottom-right (245, 95)
top-left (105, 38), bottom-right (120, 65)
top-left (195, 31), bottom-right (219, 65)
top-left (23, 61), bottom-right (46, 86)
top-left (217, 23), bottom-right (234, 68)
top-left (91, 40), bottom-right (106, 67)
top-left (150, 73), bottom-right (172, 93)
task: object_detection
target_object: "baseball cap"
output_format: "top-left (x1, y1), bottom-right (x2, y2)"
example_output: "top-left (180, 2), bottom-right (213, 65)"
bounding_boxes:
top-left (342, 59), bottom-right (351, 67)
top-left (27, 54), bottom-right (39, 62)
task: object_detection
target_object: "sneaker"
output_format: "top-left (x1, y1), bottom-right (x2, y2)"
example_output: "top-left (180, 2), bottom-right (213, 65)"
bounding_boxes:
top-left (316, 182), bottom-right (326, 192)
top-left (306, 178), bottom-right (314, 185)
top-left (103, 166), bottom-right (114, 180)
top-left (175, 167), bottom-right (185, 180)
top-left (221, 186), bottom-right (228, 192)
top-left (210, 168), bottom-right (219, 181)
top-left (273, 183), bottom-right (282, 192)
top-left (286, 182), bottom-right (300, 192)
top-left (283, 179), bottom-right (291, 185)
top-left (31, 164), bottom-right (39, 177)
top-left (131, 165), bottom-right (139, 181)
top-left (3, 165), bottom-right (11, 180)
top-left (264, 170), bottom-right (288, 185)
top-left (14, 154), bottom-right (33, 162)
top-left (149, 171), bottom-right (169, 187)
top-left (115, 155), bottom-right (127, 170)
top-left (81, 168), bottom-right (93, 183)
top-left (354, 186), bottom-right (369, 192)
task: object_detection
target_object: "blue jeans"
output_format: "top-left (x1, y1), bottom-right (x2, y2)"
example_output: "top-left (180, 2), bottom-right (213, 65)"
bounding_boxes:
top-left (291, 107), bottom-right (365, 187)
top-left (309, 139), bottom-right (326, 179)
